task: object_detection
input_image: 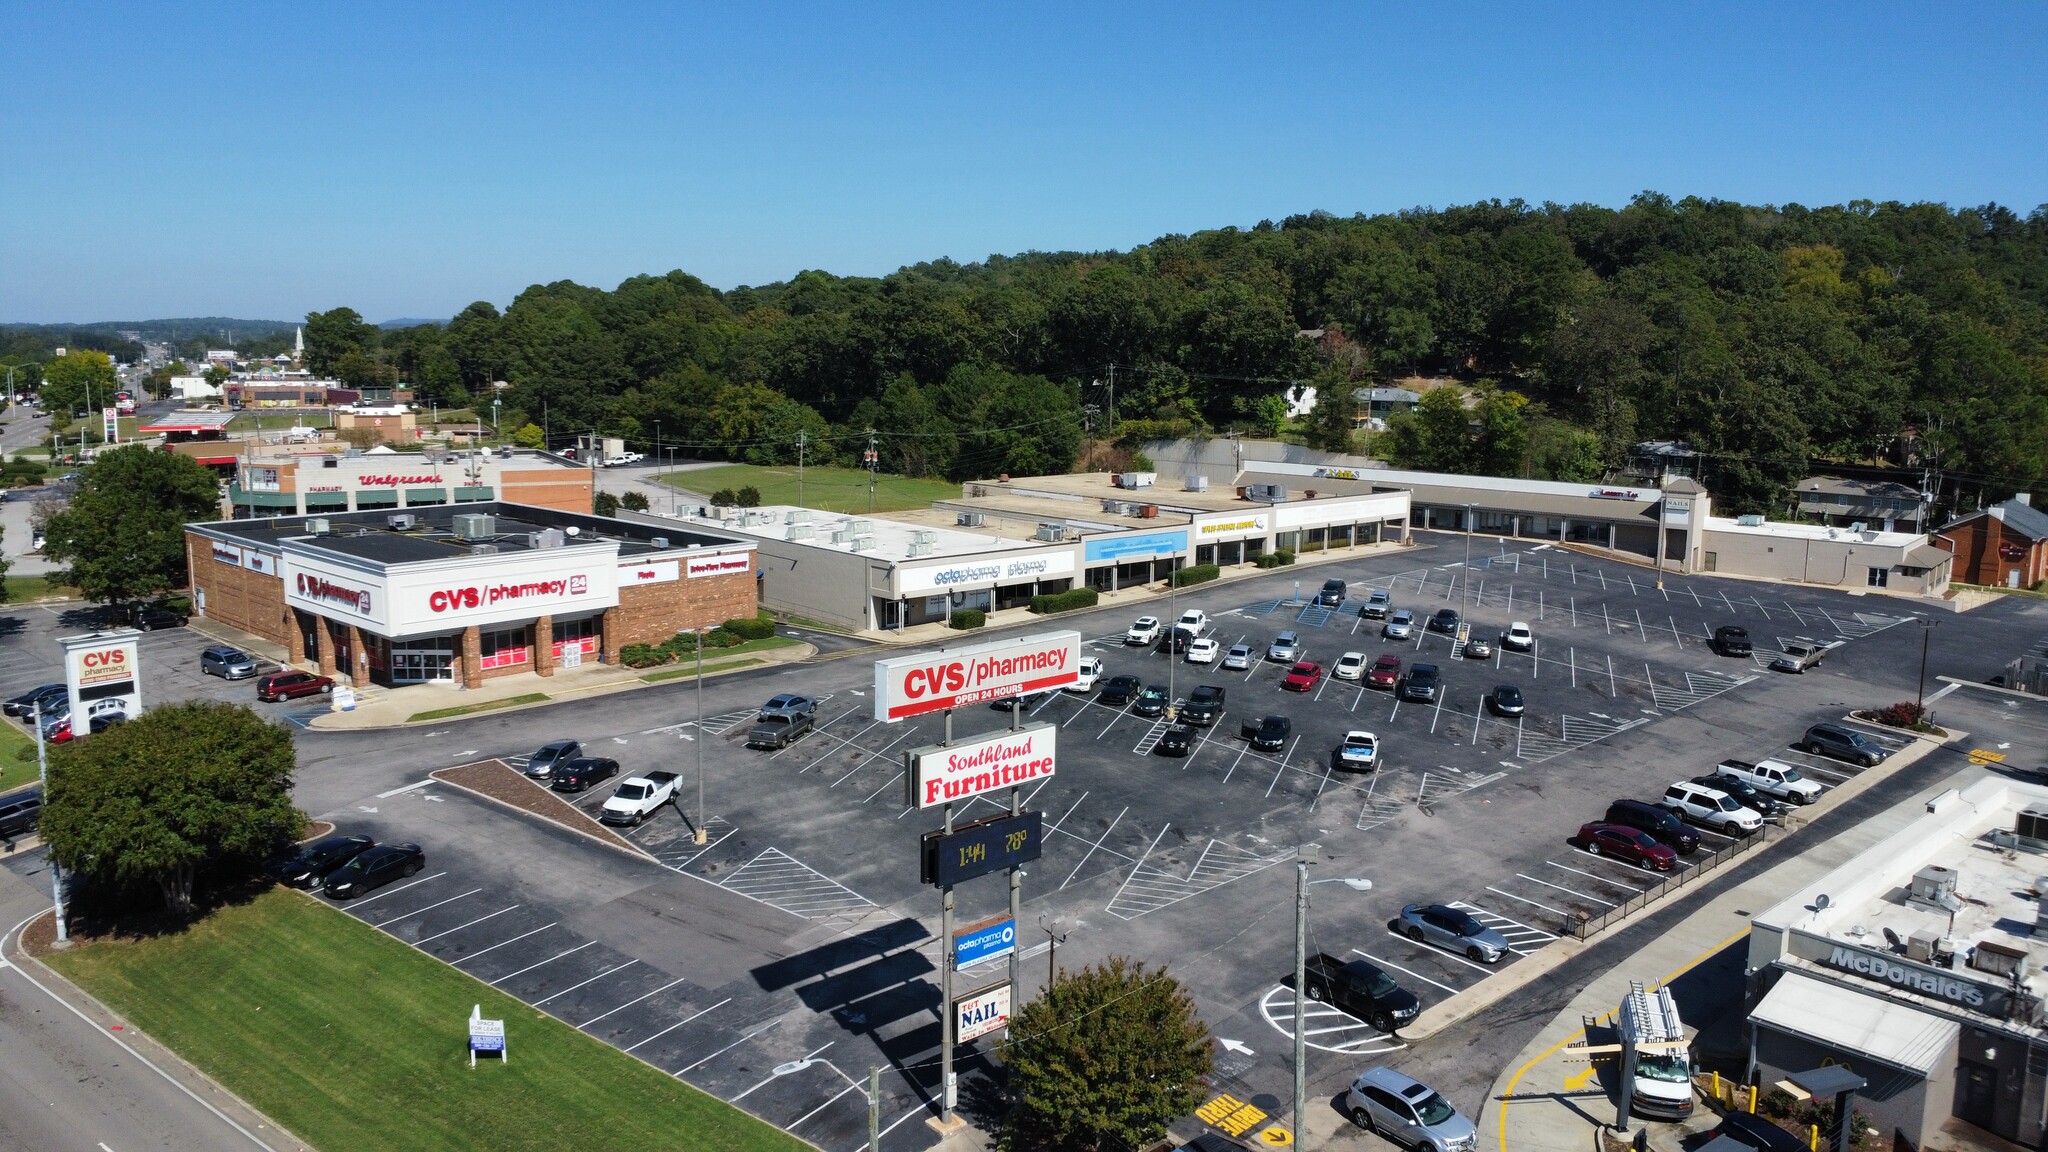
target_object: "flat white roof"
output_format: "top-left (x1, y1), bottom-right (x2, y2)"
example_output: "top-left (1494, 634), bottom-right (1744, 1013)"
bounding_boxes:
top-left (677, 504), bottom-right (1047, 564)
top-left (1752, 970), bottom-right (1958, 1075)
top-left (1705, 515), bottom-right (1921, 548)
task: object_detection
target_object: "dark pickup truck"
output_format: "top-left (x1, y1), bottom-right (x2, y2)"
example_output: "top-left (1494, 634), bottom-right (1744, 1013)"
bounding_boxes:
top-left (745, 713), bottom-right (814, 750)
top-left (1181, 685), bottom-right (1226, 727)
top-left (1301, 953), bottom-right (1421, 1034)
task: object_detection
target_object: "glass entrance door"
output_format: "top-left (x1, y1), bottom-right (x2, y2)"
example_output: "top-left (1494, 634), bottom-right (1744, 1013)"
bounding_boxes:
top-left (390, 638), bottom-right (456, 684)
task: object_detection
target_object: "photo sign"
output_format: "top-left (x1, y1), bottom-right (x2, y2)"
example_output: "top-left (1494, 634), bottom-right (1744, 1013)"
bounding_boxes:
top-left (60, 630), bottom-right (143, 738)
top-left (873, 631), bottom-right (1080, 721)
top-left (955, 983), bottom-right (1011, 1043)
top-left (904, 723), bottom-right (1056, 809)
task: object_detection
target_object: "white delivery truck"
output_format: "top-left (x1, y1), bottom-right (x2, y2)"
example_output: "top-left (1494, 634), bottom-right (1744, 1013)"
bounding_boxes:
top-left (1618, 982), bottom-right (1694, 1121)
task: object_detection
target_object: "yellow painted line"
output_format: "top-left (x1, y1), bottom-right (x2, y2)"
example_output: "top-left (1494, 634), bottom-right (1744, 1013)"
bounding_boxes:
top-left (1496, 926), bottom-right (1750, 1152)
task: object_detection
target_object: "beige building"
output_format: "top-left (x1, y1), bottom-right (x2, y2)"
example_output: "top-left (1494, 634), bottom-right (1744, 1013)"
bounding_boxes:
top-left (1698, 516), bottom-right (1952, 595)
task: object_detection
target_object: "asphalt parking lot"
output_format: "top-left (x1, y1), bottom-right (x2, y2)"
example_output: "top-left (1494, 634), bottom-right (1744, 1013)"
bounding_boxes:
top-left (8, 532), bottom-right (2048, 1149)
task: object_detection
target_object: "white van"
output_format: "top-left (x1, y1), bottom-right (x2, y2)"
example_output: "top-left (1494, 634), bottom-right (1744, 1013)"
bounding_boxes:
top-left (1619, 983), bottom-right (1693, 1120)
top-left (1661, 781), bottom-right (1763, 835)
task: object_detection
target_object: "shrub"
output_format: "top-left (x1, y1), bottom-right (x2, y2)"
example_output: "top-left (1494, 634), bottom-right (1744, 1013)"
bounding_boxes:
top-left (735, 486), bottom-right (762, 507)
top-left (722, 615), bottom-right (778, 640)
top-left (1275, 548), bottom-right (1296, 565)
top-left (658, 633), bottom-right (696, 660)
top-left (593, 491), bottom-right (620, 517)
top-left (1170, 563), bottom-right (1219, 588)
top-left (703, 628), bottom-right (742, 648)
top-left (620, 491), bottom-right (649, 511)
top-left (619, 643), bottom-right (670, 669)
top-left (710, 487), bottom-right (738, 506)
top-left (948, 608), bottom-right (986, 630)
top-left (1029, 588), bottom-right (1100, 614)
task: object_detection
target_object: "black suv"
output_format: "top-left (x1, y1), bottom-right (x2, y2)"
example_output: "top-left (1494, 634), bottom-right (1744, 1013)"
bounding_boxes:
top-left (129, 603), bottom-right (187, 631)
top-left (1802, 723), bottom-right (1887, 767)
top-left (1301, 953), bottom-right (1421, 1034)
top-left (1713, 625), bottom-right (1752, 657)
top-left (1181, 685), bottom-right (1226, 726)
top-left (1399, 663), bottom-right (1440, 703)
top-left (1429, 608), bottom-right (1460, 634)
top-left (1317, 578), bottom-right (1346, 607)
top-left (1604, 799), bottom-right (1701, 855)
top-left (0, 788), bottom-right (42, 839)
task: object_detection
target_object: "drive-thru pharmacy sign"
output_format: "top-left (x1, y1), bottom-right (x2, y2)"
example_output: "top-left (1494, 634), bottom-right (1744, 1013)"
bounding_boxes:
top-left (905, 724), bottom-right (1057, 808)
top-left (873, 631), bottom-right (1080, 721)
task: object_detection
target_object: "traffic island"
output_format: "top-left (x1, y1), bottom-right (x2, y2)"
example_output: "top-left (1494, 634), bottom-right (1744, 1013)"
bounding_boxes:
top-left (431, 759), bottom-right (656, 862)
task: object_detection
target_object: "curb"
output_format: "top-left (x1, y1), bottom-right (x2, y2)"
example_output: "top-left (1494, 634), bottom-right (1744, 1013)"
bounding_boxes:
top-left (427, 762), bottom-right (661, 864)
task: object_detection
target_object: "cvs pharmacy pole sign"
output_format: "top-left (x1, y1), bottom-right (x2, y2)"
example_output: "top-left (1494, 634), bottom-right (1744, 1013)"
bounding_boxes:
top-left (60, 630), bottom-right (144, 739)
top-left (873, 631), bottom-right (1080, 721)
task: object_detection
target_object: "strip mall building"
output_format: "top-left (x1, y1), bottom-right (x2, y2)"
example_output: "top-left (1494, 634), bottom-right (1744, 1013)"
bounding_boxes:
top-left (184, 503), bottom-right (756, 688)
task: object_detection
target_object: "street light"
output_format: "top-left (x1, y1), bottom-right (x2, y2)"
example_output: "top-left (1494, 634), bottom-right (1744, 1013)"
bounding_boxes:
top-left (1916, 619), bottom-right (1936, 716)
top-left (1295, 863), bottom-right (1372, 1136)
top-left (491, 398), bottom-right (501, 444)
top-left (1464, 503), bottom-right (1475, 604)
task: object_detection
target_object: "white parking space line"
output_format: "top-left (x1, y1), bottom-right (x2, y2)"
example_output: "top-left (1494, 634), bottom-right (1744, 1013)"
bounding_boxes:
top-left (622, 996), bottom-right (731, 1053)
top-left (1513, 873), bottom-right (1617, 907)
top-left (676, 1019), bottom-right (782, 1074)
top-left (579, 976), bottom-right (691, 1028)
top-left (1059, 806), bottom-right (1130, 890)
top-left (1047, 791), bottom-right (1090, 836)
top-left (452, 922), bottom-right (560, 966)
top-left (1264, 736), bottom-right (1301, 798)
top-left (1384, 931), bottom-right (1495, 973)
top-left (489, 940), bottom-right (597, 986)
top-left (533, 959), bottom-right (639, 1006)
top-left (1551, 858), bottom-right (1645, 890)
top-left (788, 1081), bottom-right (866, 1132)
top-left (416, 905), bottom-right (520, 945)
top-left (732, 1042), bottom-right (836, 1100)
top-left (374, 887), bottom-right (482, 925)
top-left (1486, 886), bottom-right (1570, 919)
top-left (333, 871), bottom-right (446, 908)
top-left (1350, 950), bottom-right (1461, 994)
top-left (376, 779), bottom-right (435, 798)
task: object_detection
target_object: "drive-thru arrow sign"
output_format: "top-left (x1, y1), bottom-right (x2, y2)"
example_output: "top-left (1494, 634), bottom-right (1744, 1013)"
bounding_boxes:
top-left (1218, 1038), bottom-right (1254, 1055)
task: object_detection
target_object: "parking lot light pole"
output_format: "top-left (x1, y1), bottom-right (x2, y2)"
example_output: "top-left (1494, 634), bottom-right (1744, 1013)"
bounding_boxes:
top-left (1916, 620), bottom-right (1935, 715)
top-left (32, 700), bottom-right (66, 945)
top-left (1296, 867), bottom-right (1370, 1136)
top-left (694, 631), bottom-right (706, 845)
top-left (1464, 503), bottom-right (1474, 603)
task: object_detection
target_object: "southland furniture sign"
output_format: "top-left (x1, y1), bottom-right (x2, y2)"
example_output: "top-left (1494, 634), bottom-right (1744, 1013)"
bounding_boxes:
top-left (1787, 928), bottom-right (2012, 1017)
top-left (281, 547), bottom-right (622, 636)
top-left (905, 724), bottom-right (1057, 808)
top-left (873, 631), bottom-right (1081, 721)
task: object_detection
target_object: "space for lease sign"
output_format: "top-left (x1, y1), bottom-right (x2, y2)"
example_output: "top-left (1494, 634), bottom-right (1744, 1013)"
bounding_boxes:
top-left (873, 631), bottom-right (1080, 721)
top-left (906, 723), bottom-right (1056, 808)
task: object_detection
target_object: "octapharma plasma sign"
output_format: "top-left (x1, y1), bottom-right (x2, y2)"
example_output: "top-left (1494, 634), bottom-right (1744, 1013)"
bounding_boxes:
top-left (873, 631), bottom-right (1080, 721)
top-left (906, 723), bottom-right (1056, 809)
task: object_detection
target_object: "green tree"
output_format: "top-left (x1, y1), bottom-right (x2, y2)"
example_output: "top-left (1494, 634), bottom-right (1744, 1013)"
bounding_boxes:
top-left (0, 525), bottom-right (12, 602)
top-left (1002, 957), bottom-right (1211, 1152)
top-left (333, 348), bottom-right (382, 390)
top-left (1529, 421), bottom-right (1608, 481)
top-left (735, 486), bottom-right (762, 507)
top-left (39, 445), bottom-right (221, 607)
top-left (1302, 372), bottom-right (1358, 453)
top-left (1383, 386), bottom-right (1475, 473)
top-left (40, 700), bottom-right (303, 914)
top-left (302, 307), bottom-right (377, 375)
top-left (203, 364), bottom-right (230, 389)
top-left (513, 422), bottom-right (545, 448)
top-left (620, 491), bottom-right (649, 511)
top-left (593, 491), bottom-right (620, 517)
top-left (1472, 382), bottom-right (1530, 476)
top-left (39, 349), bottom-right (117, 417)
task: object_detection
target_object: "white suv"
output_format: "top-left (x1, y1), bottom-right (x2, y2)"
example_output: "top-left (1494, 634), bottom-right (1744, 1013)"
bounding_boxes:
top-left (1661, 780), bottom-right (1763, 834)
top-left (1501, 622), bottom-right (1534, 651)
top-left (1125, 617), bottom-right (1161, 646)
top-left (1176, 609), bottom-right (1210, 636)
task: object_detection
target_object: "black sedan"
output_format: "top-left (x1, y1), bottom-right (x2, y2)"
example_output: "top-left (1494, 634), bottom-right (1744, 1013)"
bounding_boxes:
top-left (1132, 686), bottom-right (1170, 718)
top-left (1155, 726), bottom-right (1196, 756)
top-left (1246, 715), bottom-right (1292, 752)
top-left (264, 834), bottom-right (375, 888)
top-left (4, 683), bottom-right (65, 719)
top-left (1097, 675), bottom-right (1142, 706)
top-left (1429, 608), bottom-right (1460, 634)
top-left (322, 843), bottom-right (425, 899)
top-left (1487, 685), bottom-right (1525, 716)
top-left (524, 739), bottom-right (582, 781)
top-left (551, 756), bottom-right (621, 792)
top-left (989, 691), bottom-right (1052, 713)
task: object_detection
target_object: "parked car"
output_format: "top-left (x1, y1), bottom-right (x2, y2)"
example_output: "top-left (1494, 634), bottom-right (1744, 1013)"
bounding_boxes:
top-left (256, 670), bottom-right (335, 702)
top-left (1067, 657), bottom-right (1104, 693)
top-left (524, 739), bottom-right (583, 781)
top-left (988, 690), bottom-right (1052, 712)
top-left (551, 756), bottom-right (623, 791)
top-left (1368, 654), bottom-right (1402, 690)
top-left (1692, 771), bottom-right (1785, 819)
top-left (1333, 651), bottom-right (1367, 681)
top-left (1429, 608), bottom-right (1460, 634)
top-left (1267, 631), bottom-right (1302, 662)
top-left (1155, 726), bottom-right (1196, 757)
top-left (0, 787), bottom-right (43, 839)
top-left (600, 771), bottom-right (681, 826)
top-left (1132, 685), bottom-right (1170, 718)
top-left (745, 714), bottom-right (814, 750)
top-left (1502, 621), bottom-right (1534, 651)
top-left (1346, 1066), bottom-right (1477, 1150)
top-left (1603, 799), bottom-right (1702, 855)
top-left (1158, 626), bottom-right (1197, 654)
top-left (758, 693), bottom-right (818, 720)
top-left (1801, 723), bottom-right (1887, 766)
top-left (1573, 822), bottom-right (1677, 871)
top-left (264, 834), bottom-right (376, 888)
top-left (1181, 685), bottom-right (1226, 726)
top-left (1399, 663), bottom-right (1440, 703)
top-left (1708, 1111), bottom-right (1806, 1152)
top-left (1244, 714), bottom-right (1292, 752)
top-left (1098, 675), bottom-right (1143, 705)
top-left (1316, 578), bottom-right (1346, 607)
top-left (1771, 639), bottom-right (1838, 674)
top-left (1463, 636), bottom-right (1493, 659)
top-left (129, 603), bottom-right (187, 631)
top-left (201, 646), bottom-right (259, 679)
top-left (1713, 625), bottom-right (1753, 657)
top-left (1176, 609), bottom-right (1210, 636)
top-left (1185, 638), bottom-right (1221, 664)
top-left (1282, 661), bottom-right (1323, 692)
top-left (1661, 780), bottom-right (1764, 834)
top-left (4, 683), bottom-right (65, 718)
top-left (42, 717), bottom-right (73, 743)
top-left (1336, 730), bottom-right (1378, 771)
top-left (1303, 953), bottom-right (1419, 1033)
top-left (322, 842), bottom-right (425, 899)
top-left (1391, 903), bottom-right (1509, 963)
top-left (1222, 644), bottom-right (1254, 671)
top-left (1382, 610), bottom-right (1416, 640)
top-left (1718, 758), bottom-right (1822, 805)
top-left (1125, 617), bottom-right (1162, 646)
top-left (1360, 589), bottom-right (1392, 619)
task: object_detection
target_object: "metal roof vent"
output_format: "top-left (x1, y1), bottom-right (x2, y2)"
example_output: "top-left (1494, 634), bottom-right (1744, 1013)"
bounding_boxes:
top-left (452, 513), bottom-right (495, 540)
top-left (386, 514), bottom-right (417, 530)
top-left (304, 518), bottom-right (331, 534)
top-left (530, 528), bottom-right (566, 549)
top-left (956, 511), bottom-right (985, 528)
top-left (650, 536), bottom-right (669, 548)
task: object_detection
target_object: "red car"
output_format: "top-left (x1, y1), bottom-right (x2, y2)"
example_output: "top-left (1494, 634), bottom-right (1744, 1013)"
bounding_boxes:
top-left (1368, 654), bottom-right (1402, 689)
top-left (1574, 822), bottom-right (1676, 871)
top-left (257, 670), bottom-right (336, 702)
top-left (1281, 661), bottom-right (1323, 692)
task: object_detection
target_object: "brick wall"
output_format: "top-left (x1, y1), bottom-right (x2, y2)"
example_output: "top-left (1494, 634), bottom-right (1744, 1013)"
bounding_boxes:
top-left (1935, 518), bottom-right (2048, 587)
top-left (186, 534), bottom-right (294, 646)
top-left (501, 471), bottom-right (594, 515)
top-left (611, 568), bottom-right (758, 648)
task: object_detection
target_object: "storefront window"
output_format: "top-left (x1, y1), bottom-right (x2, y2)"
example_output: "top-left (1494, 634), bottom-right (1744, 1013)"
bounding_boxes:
top-left (480, 626), bottom-right (532, 670)
top-left (551, 616), bottom-right (599, 659)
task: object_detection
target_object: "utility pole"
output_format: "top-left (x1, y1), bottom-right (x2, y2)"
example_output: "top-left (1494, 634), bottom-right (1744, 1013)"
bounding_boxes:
top-left (864, 428), bottom-right (878, 513)
top-left (694, 629), bottom-right (707, 845)
top-left (33, 700), bottom-right (65, 945)
top-left (797, 430), bottom-right (806, 508)
top-left (1293, 860), bottom-right (1307, 1138)
top-left (1916, 621), bottom-right (1934, 716)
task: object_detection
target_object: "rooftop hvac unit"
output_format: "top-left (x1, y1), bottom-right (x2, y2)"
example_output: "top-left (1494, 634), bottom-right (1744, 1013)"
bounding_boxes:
top-left (830, 528), bottom-right (852, 544)
top-left (956, 511), bottom-right (986, 528)
top-left (305, 518), bottom-right (332, 534)
top-left (1851, 521), bottom-right (1869, 533)
top-left (1971, 938), bottom-right (2030, 981)
top-left (912, 529), bottom-right (937, 545)
top-left (786, 524), bottom-right (815, 541)
top-left (1905, 927), bottom-right (1947, 963)
top-left (1736, 514), bottom-right (1766, 527)
top-left (786, 509), bottom-right (813, 525)
top-left (1117, 471), bottom-right (1156, 489)
top-left (530, 528), bottom-right (566, 550)
top-left (650, 536), bottom-right (669, 548)
top-left (1138, 504), bottom-right (1158, 519)
top-left (1102, 498), bottom-right (1122, 513)
top-left (2017, 808), bottom-right (2048, 843)
top-left (321, 456), bottom-right (341, 468)
top-left (1034, 523), bottom-right (1066, 542)
top-left (849, 536), bottom-right (873, 552)
top-left (849, 520), bottom-right (873, 535)
top-left (907, 541), bottom-right (933, 557)
top-left (1185, 474), bottom-right (1210, 492)
top-left (1907, 864), bottom-right (1962, 914)
top-left (386, 513), bottom-right (417, 531)
top-left (452, 513), bottom-right (495, 540)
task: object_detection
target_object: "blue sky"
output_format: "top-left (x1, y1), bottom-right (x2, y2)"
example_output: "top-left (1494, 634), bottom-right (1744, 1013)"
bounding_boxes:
top-left (5, 2), bottom-right (2043, 323)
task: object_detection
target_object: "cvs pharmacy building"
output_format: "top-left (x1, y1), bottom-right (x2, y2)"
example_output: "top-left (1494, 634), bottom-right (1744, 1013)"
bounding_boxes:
top-left (186, 502), bottom-right (756, 689)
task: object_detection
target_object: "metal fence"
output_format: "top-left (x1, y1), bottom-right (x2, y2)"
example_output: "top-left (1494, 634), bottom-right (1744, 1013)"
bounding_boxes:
top-left (1565, 824), bottom-right (1775, 940)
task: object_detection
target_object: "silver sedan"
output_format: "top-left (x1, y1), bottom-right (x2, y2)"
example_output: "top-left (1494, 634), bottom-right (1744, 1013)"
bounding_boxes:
top-left (1390, 903), bottom-right (1510, 963)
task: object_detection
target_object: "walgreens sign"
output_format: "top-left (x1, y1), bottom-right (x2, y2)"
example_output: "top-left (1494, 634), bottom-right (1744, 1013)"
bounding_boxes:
top-left (906, 724), bottom-right (1057, 808)
top-left (873, 631), bottom-right (1080, 722)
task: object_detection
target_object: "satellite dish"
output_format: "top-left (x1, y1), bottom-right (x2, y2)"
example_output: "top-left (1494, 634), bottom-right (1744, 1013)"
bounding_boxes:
top-left (1815, 894), bottom-right (1832, 912)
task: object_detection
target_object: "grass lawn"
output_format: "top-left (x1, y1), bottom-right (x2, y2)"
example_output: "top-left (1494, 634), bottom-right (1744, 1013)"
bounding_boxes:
top-left (641, 657), bottom-right (764, 682)
top-left (5, 574), bottom-right (80, 601)
top-left (406, 692), bottom-right (549, 723)
top-left (46, 888), bottom-right (806, 1152)
top-left (0, 722), bottom-right (39, 793)
top-left (661, 463), bottom-right (958, 514)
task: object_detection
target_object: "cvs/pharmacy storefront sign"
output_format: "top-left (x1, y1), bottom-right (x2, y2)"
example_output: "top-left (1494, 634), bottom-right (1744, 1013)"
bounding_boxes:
top-left (873, 631), bottom-right (1079, 721)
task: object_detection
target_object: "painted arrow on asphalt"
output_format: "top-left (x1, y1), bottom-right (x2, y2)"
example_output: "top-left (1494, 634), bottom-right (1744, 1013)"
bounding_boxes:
top-left (1218, 1038), bottom-right (1254, 1056)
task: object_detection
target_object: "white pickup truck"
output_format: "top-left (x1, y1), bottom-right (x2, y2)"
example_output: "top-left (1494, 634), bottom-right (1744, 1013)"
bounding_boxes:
top-left (1716, 758), bottom-right (1823, 806)
top-left (599, 770), bottom-right (680, 825)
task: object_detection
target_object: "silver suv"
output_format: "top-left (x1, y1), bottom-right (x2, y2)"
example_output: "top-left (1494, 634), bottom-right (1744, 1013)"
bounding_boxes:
top-left (1267, 631), bottom-right (1301, 662)
top-left (1382, 610), bottom-right (1416, 640)
top-left (1346, 1066), bottom-right (1477, 1151)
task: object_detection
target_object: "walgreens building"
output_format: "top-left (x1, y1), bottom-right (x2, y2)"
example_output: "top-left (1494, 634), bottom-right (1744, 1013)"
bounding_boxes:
top-left (185, 502), bottom-right (756, 688)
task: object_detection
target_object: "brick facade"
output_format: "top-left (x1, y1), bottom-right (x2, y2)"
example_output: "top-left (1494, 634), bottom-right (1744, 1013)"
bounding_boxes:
top-left (187, 540), bottom-right (296, 647)
top-left (611, 569), bottom-right (758, 649)
top-left (1935, 513), bottom-right (2048, 588)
